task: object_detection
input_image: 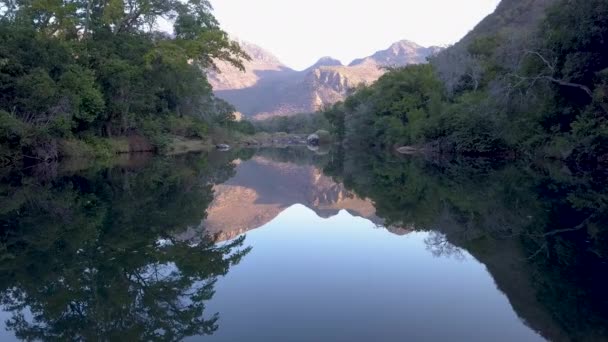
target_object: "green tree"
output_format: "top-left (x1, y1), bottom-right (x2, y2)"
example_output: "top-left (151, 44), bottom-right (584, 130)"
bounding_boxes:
top-left (0, 0), bottom-right (250, 163)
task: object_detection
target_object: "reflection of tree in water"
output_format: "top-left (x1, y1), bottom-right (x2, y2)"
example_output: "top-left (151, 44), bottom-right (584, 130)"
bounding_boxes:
top-left (0, 153), bottom-right (251, 341)
top-left (424, 232), bottom-right (465, 260)
top-left (325, 148), bottom-right (608, 341)
top-left (251, 146), bottom-right (332, 167)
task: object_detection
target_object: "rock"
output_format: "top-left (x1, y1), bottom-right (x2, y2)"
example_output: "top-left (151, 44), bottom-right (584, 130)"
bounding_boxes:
top-left (307, 130), bottom-right (331, 146)
top-left (396, 146), bottom-right (420, 154)
top-left (307, 134), bottom-right (320, 146)
top-left (216, 144), bottom-right (231, 151)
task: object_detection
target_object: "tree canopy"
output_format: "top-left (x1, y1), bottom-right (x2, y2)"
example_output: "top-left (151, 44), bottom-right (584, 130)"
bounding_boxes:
top-left (322, 0), bottom-right (608, 166)
top-left (0, 0), bottom-right (250, 164)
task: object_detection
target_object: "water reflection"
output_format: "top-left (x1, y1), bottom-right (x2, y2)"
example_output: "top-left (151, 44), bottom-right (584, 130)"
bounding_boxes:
top-left (0, 153), bottom-right (250, 341)
top-left (0, 147), bottom-right (606, 341)
top-left (322, 149), bottom-right (608, 341)
top-left (197, 205), bottom-right (543, 342)
top-left (200, 156), bottom-right (384, 242)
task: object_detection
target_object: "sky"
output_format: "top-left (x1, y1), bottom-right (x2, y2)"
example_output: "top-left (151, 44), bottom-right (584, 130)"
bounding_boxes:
top-left (209, 0), bottom-right (501, 70)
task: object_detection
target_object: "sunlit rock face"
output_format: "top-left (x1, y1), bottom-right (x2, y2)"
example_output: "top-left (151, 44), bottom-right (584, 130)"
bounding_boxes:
top-left (207, 39), bottom-right (295, 91)
top-left (200, 156), bottom-right (383, 241)
top-left (209, 39), bottom-right (441, 119)
top-left (348, 40), bottom-right (441, 67)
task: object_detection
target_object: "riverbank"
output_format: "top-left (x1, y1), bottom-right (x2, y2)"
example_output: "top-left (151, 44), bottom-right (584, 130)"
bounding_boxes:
top-left (394, 142), bottom-right (608, 171)
top-left (165, 132), bottom-right (311, 155)
top-left (1, 130), bottom-right (323, 169)
top-left (238, 132), bottom-right (308, 147)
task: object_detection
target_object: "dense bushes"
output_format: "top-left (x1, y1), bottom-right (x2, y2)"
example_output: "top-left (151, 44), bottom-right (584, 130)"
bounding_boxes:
top-left (323, 65), bottom-right (507, 154)
top-left (322, 0), bottom-right (608, 163)
top-left (0, 0), bottom-right (249, 164)
top-left (253, 112), bottom-right (330, 134)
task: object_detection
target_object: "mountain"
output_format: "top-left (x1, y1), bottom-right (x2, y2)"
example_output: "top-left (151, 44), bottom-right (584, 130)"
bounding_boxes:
top-left (349, 40), bottom-right (442, 67)
top-left (432, 0), bottom-right (559, 94)
top-left (462, 0), bottom-right (558, 43)
top-left (306, 56), bottom-right (343, 70)
top-left (207, 39), bottom-right (295, 91)
top-left (209, 39), bottom-right (440, 119)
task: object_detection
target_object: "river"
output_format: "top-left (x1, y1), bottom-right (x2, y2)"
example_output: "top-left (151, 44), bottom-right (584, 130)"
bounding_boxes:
top-left (0, 147), bottom-right (606, 341)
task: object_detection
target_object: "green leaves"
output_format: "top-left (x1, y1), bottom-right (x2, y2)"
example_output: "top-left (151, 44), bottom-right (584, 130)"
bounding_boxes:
top-left (325, 0), bottom-right (608, 164)
top-left (15, 68), bottom-right (58, 115)
top-left (101, 0), bottom-right (125, 27)
top-left (323, 64), bottom-right (445, 148)
top-left (57, 65), bottom-right (105, 124)
top-left (0, 0), bottom-right (248, 160)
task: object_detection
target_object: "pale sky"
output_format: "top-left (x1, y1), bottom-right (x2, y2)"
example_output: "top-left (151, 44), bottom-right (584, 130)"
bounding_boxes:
top-left (209, 0), bottom-right (501, 70)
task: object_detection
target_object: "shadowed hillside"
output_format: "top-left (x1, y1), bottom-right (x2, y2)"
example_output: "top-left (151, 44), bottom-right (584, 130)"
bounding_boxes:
top-left (209, 40), bottom-right (440, 119)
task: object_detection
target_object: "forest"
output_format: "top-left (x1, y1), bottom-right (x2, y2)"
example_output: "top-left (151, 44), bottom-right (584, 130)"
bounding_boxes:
top-left (252, 112), bottom-right (330, 135)
top-left (322, 0), bottom-right (608, 168)
top-left (0, 0), bottom-right (249, 165)
top-left (0, 0), bottom-right (606, 339)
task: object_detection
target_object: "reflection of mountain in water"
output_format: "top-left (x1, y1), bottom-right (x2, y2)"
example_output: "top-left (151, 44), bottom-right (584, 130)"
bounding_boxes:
top-left (199, 156), bottom-right (406, 241)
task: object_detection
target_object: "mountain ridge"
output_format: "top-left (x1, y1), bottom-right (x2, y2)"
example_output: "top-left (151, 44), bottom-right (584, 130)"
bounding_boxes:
top-left (209, 39), bottom-right (440, 119)
top-left (307, 56), bottom-right (344, 70)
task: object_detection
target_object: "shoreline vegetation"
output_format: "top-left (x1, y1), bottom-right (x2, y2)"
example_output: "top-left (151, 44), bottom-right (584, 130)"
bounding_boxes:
top-left (5, 131), bottom-right (320, 164)
top-left (2, 0), bottom-right (606, 171)
top-left (0, 0), bottom-right (254, 167)
top-left (319, 0), bottom-right (607, 169)
top-left (0, 0), bottom-right (329, 168)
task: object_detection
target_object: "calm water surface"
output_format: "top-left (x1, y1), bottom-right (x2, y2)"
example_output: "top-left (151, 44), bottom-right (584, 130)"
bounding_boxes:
top-left (196, 205), bottom-right (542, 342)
top-left (0, 148), bottom-right (606, 341)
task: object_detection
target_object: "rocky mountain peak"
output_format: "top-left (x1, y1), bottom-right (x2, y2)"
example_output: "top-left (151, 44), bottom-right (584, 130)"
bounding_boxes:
top-left (211, 38), bottom-right (439, 118)
top-left (348, 40), bottom-right (435, 67)
top-left (389, 39), bottom-right (424, 51)
top-left (207, 39), bottom-right (293, 91)
top-left (236, 39), bottom-right (287, 67)
top-left (307, 56), bottom-right (343, 70)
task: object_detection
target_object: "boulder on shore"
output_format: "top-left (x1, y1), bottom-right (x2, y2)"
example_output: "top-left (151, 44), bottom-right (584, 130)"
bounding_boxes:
top-left (396, 146), bottom-right (421, 154)
top-left (307, 130), bottom-right (331, 146)
top-left (307, 134), bottom-right (320, 146)
top-left (216, 144), bottom-right (231, 151)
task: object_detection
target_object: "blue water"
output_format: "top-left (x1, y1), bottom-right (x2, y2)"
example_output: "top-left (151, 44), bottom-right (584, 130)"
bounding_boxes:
top-left (188, 204), bottom-right (543, 342)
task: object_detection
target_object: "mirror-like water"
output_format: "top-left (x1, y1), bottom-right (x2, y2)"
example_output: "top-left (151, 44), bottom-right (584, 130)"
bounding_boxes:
top-left (0, 147), bottom-right (606, 341)
top-left (197, 205), bottom-right (542, 342)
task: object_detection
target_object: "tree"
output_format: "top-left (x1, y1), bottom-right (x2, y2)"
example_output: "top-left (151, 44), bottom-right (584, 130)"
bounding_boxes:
top-left (0, 0), bottom-right (250, 162)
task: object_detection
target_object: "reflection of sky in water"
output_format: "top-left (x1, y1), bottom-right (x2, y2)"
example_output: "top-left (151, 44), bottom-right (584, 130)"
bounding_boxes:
top-left (0, 310), bottom-right (14, 341)
top-left (0, 307), bottom-right (33, 341)
top-left (191, 204), bottom-right (545, 342)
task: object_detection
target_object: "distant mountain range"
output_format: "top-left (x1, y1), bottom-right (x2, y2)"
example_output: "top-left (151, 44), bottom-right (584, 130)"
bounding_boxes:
top-left (207, 39), bottom-right (442, 119)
